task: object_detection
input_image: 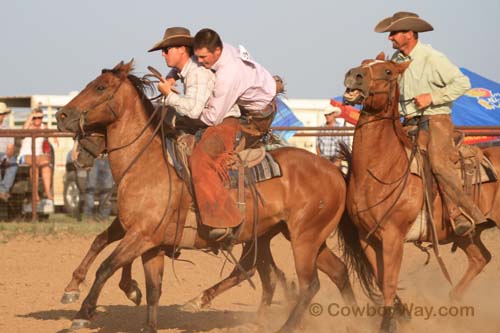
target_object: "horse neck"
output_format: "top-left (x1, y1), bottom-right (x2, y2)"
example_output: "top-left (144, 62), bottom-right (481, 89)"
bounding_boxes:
top-left (352, 96), bottom-right (409, 176)
top-left (105, 84), bottom-right (170, 184)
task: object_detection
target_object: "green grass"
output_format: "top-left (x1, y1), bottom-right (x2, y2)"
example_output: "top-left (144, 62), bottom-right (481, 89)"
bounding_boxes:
top-left (0, 213), bottom-right (110, 243)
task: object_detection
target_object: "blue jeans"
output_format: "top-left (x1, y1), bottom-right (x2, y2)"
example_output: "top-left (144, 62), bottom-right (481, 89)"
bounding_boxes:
top-left (0, 153), bottom-right (18, 193)
top-left (83, 159), bottom-right (113, 218)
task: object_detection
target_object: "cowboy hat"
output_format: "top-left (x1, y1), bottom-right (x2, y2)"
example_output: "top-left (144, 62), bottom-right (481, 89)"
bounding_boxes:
top-left (324, 104), bottom-right (341, 116)
top-left (374, 11), bottom-right (434, 33)
top-left (0, 102), bottom-right (11, 115)
top-left (148, 27), bottom-right (193, 52)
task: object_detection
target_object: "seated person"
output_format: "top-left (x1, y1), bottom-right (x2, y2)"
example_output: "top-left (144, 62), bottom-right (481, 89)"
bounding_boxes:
top-left (18, 107), bottom-right (58, 203)
top-left (0, 103), bottom-right (18, 201)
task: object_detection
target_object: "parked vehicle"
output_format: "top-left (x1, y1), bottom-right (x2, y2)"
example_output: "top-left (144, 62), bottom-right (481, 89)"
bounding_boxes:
top-left (63, 151), bottom-right (117, 219)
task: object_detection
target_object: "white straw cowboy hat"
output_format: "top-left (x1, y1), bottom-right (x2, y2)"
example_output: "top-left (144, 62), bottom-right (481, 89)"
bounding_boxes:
top-left (374, 11), bottom-right (434, 33)
top-left (324, 104), bottom-right (341, 116)
top-left (0, 102), bottom-right (11, 115)
top-left (148, 27), bottom-right (194, 52)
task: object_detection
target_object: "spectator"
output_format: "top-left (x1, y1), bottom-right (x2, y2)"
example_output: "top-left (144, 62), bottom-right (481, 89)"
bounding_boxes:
top-left (316, 104), bottom-right (351, 166)
top-left (0, 103), bottom-right (18, 201)
top-left (18, 107), bottom-right (58, 204)
top-left (83, 156), bottom-right (113, 222)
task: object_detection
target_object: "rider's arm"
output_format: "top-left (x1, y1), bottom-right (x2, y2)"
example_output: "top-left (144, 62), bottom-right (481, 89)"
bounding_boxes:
top-left (429, 55), bottom-right (471, 106)
top-left (166, 67), bottom-right (215, 119)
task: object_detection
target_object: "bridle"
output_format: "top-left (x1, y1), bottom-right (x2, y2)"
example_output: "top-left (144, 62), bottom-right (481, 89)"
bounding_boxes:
top-left (76, 73), bottom-right (170, 183)
top-left (354, 60), bottom-right (412, 128)
top-left (79, 77), bottom-right (124, 135)
top-left (350, 60), bottom-right (419, 240)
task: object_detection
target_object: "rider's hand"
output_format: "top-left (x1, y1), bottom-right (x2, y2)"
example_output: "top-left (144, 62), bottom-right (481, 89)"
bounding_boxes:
top-left (414, 93), bottom-right (432, 110)
top-left (158, 77), bottom-right (179, 96)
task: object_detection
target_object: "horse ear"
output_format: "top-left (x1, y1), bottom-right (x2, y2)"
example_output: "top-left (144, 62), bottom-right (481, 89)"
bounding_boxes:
top-left (396, 61), bottom-right (411, 74)
top-left (376, 52), bottom-right (385, 60)
top-left (112, 61), bottom-right (125, 71)
top-left (122, 59), bottom-right (134, 74)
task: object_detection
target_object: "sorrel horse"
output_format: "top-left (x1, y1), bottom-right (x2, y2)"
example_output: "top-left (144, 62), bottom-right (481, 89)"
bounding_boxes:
top-left (56, 60), bottom-right (355, 333)
top-left (60, 215), bottom-right (295, 312)
top-left (338, 53), bottom-right (500, 333)
top-left (60, 138), bottom-right (294, 310)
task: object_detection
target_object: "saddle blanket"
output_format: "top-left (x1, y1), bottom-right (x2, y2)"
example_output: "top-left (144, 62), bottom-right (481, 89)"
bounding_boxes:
top-left (227, 153), bottom-right (282, 188)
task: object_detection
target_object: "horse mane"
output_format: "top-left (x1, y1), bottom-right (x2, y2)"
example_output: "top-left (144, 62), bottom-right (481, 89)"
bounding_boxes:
top-left (101, 66), bottom-right (156, 115)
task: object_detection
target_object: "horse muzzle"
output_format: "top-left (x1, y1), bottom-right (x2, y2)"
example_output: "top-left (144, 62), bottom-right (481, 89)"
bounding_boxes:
top-left (56, 107), bottom-right (81, 133)
top-left (343, 67), bottom-right (370, 105)
top-left (343, 88), bottom-right (365, 105)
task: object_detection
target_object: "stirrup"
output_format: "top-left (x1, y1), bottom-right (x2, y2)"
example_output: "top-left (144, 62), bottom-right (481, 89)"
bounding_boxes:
top-left (452, 215), bottom-right (474, 237)
top-left (208, 228), bottom-right (233, 242)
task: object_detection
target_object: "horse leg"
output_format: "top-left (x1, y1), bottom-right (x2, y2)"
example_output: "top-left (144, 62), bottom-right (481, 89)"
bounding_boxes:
top-left (316, 243), bottom-right (356, 305)
top-left (449, 233), bottom-right (492, 301)
top-left (379, 234), bottom-right (405, 333)
top-left (182, 241), bottom-right (257, 312)
top-left (359, 238), bottom-right (410, 323)
top-left (141, 247), bottom-right (165, 333)
top-left (275, 240), bottom-right (321, 333)
top-left (118, 262), bottom-right (142, 306)
top-left (71, 231), bottom-right (155, 330)
top-left (61, 217), bottom-right (125, 304)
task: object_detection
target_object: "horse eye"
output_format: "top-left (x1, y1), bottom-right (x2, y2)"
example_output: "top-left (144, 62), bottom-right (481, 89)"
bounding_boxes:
top-left (385, 69), bottom-right (392, 76)
top-left (96, 85), bottom-right (106, 91)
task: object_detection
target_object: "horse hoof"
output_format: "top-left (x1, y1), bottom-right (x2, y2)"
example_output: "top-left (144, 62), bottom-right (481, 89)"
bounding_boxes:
top-left (61, 291), bottom-right (80, 304)
top-left (180, 294), bottom-right (206, 312)
top-left (127, 286), bottom-right (142, 306)
top-left (71, 319), bottom-right (91, 330)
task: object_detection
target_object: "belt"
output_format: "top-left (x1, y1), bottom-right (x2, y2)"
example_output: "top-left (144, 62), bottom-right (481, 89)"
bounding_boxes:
top-left (403, 115), bottom-right (429, 129)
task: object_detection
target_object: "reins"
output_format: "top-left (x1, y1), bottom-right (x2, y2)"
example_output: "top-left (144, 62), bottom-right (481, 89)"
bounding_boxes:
top-left (352, 64), bottom-right (420, 240)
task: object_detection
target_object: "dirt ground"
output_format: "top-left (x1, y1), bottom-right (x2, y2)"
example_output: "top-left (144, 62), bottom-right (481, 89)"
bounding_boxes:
top-left (1, 228), bottom-right (500, 333)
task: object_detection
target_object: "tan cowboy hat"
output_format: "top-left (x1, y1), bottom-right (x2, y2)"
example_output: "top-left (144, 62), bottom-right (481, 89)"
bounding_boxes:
top-left (0, 102), bottom-right (11, 115)
top-left (374, 11), bottom-right (434, 33)
top-left (324, 104), bottom-right (341, 116)
top-left (148, 27), bottom-right (193, 52)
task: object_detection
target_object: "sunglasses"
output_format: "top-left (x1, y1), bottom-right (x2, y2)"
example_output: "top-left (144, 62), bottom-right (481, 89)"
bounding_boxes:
top-left (162, 46), bottom-right (178, 54)
top-left (32, 116), bottom-right (43, 120)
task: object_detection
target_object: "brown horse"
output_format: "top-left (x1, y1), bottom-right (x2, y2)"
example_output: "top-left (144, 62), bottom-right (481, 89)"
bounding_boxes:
top-left (61, 216), bottom-right (296, 313)
top-left (338, 53), bottom-right (500, 333)
top-left (61, 139), bottom-right (294, 310)
top-left (56, 60), bottom-right (355, 333)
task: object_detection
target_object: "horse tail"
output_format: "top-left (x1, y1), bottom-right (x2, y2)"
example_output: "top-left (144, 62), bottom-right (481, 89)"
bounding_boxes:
top-left (336, 141), bottom-right (352, 182)
top-left (337, 208), bottom-right (381, 304)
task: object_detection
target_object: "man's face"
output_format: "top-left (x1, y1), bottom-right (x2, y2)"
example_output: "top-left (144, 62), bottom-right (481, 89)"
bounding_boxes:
top-left (0, 114), bottom-right (6, 124)
top-left (162, 46), bottom-right (184, 69)
top-left (324, 113), bottom-right (336, 125)
top-left (388, 30), bottom-right (412, 51)
top-left (194, 47), bottom-right (221, 69)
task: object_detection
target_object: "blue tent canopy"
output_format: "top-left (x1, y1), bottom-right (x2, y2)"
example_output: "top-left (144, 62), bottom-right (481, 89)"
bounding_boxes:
top-left (452, 68), bottom-right (500, 126)
top-left (271, 97), bottom-right (304, 141)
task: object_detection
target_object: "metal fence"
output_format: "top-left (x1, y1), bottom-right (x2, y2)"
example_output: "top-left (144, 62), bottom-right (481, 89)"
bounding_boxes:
top-left (0, 126), bottom-right (499, 221)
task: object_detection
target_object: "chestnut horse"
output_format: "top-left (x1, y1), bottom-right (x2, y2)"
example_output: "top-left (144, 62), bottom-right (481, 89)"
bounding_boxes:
top-left (61, 215), bottom-right (295, 312)
top-left (60, 138), bottom-right (294, 310)
top-left (338, 53), bottom-right (500, 333)
top-left (56, 60), bottom-right (355, 333)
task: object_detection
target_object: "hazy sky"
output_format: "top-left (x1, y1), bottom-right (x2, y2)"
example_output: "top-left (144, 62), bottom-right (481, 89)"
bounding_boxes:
top-left (1, 0), bottom-right (499, 99)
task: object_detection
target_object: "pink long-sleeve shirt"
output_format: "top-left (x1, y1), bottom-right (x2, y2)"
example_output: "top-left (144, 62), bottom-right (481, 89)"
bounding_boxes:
top-left (200, 43), bottom-right (276, 126)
